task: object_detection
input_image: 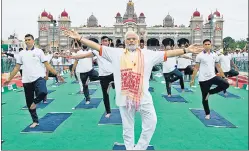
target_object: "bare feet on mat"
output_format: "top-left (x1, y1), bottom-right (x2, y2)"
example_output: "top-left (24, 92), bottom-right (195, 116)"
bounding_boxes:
top-left (205, 93), bottom-right (210, 101)
top-left (168, 95), bottom-right (171, 97)
top-left (105, 113), bottom-right (111, 118)
top-left (205, 114), bottom-right (210, 120)
top-left (30, 102), bottom-right (36, 110)
top-left (224, 92), bottom-right (228, 96)
top-left (29, 122), bottom-right (39, 128)
top-left (85, 101), bottom-right (90, 105)
top-left (43, 101), bottom-right (48, 104)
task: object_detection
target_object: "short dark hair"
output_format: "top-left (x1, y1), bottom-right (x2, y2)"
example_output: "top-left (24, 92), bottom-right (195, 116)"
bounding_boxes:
top-left (140, 39), bottom-right (144, 44)
top-left (203, 39), bottom-right (211, 44)
top-left (25, 34), bottom-right (34, 40)
top-left (101, 36), bottom-right (109, 40)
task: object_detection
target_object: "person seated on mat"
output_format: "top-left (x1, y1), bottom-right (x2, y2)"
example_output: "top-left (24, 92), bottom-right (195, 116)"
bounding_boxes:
top-left (69, 36), bottom-right (115, 118)
top-left (190, 39), bottom-right (229, 120)
top-left (71, 44), bottom-right (99, 105)
top-left (4, 34), bottom-right (64, 128)
top-left (177, 44), bottom-right (194, 80)
top-left (64, 29), bottom-right (203, 150)
top-left (218, 51), bottom-right (239, 95)
top-left (163, 45), bottom-right (185, 97)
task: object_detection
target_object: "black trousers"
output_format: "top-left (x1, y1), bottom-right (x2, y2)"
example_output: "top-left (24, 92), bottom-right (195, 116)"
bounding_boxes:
top-left (178, 65), bottom-right (194, 75)
top-left (23, 77), bottom-right (48, 123)
top-left (99, 74), bottom-right (115, 114)
top-left (69, 64), bottom-right (78, 81)
top-left (80, 69), bottom-right (99, 101)
top-left (223, 69), bottom-right (239, 93)
top-left (199, 76), bottom-right (229, 115)
top-left (163, 69), bottom-right (184, 95)
top-left (224, 69), bottom-right (239, 77)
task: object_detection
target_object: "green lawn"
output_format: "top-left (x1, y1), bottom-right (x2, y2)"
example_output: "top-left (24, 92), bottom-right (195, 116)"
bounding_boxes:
top-left (2, 73), bottom-right (248, 150)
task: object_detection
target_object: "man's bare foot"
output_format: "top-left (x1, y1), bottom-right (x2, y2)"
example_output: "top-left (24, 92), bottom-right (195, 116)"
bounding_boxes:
top-left (105, 113), bottom-right (111, 118)
top-left (29, 122), bottom-right (39, 128)
top-left (30, 103), bottom-right (36, 110)
top-left (182, 89), bottom-right (185, 92)
top-left (43, 101), bottom-right (48, 104)
top-left (168, 95), bottom-right (171, 97)
top-left (224, 92), bottom-right (228, 96)
top-left (205, 93), bottom-right (210, 101)
top-left (205, 114), bottom-right (210, 120)
top-left (85, 101), bottom-right (90, 105)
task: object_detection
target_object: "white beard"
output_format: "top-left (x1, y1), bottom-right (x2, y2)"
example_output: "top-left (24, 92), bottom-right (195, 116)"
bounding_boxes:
top-left (126, 44), bottom-right (137, 52)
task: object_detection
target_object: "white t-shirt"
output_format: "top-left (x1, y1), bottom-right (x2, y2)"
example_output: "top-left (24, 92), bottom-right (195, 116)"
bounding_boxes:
top-left (163, 57), bottom-right (177, 73)
top-left (92, 50), bottom-right (112, 76)
top-left (196, 51), bottom-right (219, 82)
top-left (51, 58), bottom-right (61, 71)
top-left (218, 54), bottom-right (232, 72)
top-left (97, 46), bottom-right (166, 106)
top-left (16, 47), bottom-right (47, 83)
top-left (177, 53), bottom-right (192, 69)
top-left (76, 50), bottom-right (93, 73)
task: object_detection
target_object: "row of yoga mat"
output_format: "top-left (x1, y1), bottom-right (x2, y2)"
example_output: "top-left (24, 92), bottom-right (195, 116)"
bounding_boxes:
top-left (10, 79), bottom-right (242, 150)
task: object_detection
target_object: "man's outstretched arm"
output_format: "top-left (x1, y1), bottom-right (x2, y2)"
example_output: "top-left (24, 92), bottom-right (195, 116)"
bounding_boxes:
top-left (64, 30), bottom-right (100, 51)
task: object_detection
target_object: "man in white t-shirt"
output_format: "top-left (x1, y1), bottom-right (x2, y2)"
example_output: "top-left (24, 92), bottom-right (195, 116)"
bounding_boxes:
top-left (190, 39), bottom-right (229, 120)
top-left (70, 36), bottom-right (115, 118)
top-left (71, 45), bottom-right (99, 104)
top-left (4, 34), bottom-right (64, 128)
top-left (177, 45), bottom-right (194, 77)
top-left (64, 30), bottom-right (203, 150)
top-left (219, 52), bottom-right (239, 94)
top-left (163, 46), bottom-right (185, 96)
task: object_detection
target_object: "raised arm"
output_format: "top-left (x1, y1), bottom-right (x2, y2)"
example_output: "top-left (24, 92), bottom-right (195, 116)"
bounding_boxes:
top-left (64, 30), bottom-right (101, 51)
top-left (70, 52), bottom-right (94, 59)
top-left (166, 44), bottom-right (203, 58)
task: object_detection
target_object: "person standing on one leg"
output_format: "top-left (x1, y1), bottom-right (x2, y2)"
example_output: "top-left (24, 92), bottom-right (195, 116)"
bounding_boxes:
top-left (218, 51), bottom-right (239, 95)
top-left (64, 29), bottom-right (203, 150)
top-left (71, 45), bottom-right (97, 104)
top-left (4, 34), bottom-right (64, 128)
top-left (69, 36), bottom-right (115, 118)
top-left (190, 39), bottom-right (229, 120)
top-left (163, 46), bottom-right (185, 96)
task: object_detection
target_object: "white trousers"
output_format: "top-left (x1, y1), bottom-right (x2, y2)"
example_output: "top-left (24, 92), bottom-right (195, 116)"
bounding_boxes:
top-left (76, 72), bottom-right (83, 91)
top-left (119, 103), bottom-right (157, 150)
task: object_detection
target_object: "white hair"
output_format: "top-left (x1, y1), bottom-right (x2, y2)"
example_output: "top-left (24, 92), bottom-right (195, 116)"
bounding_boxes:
top-left (125, 31), bottom-right (139, 40)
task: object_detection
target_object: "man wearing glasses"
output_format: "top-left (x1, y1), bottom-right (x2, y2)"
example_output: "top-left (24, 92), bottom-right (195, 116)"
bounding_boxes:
top-left (4, 34), bottom-right (64, 128)
top-left (64, 29), bottom-right (202, 150)
top-left (190, 39), bottom-right (229, 120)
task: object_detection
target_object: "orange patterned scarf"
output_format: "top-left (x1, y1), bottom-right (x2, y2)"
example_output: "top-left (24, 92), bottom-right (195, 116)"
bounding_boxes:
top-left (120, 48), bottom-right (144, 110)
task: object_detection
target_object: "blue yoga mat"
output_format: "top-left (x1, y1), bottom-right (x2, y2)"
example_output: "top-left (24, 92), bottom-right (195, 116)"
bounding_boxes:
top-left (148, 87), bottom-right (154, 92)
top-left (76, 89), bottom-right (97, 95)
top-left (174, 87), bottom-right (193, 93)
top-left (113, 143), bottom-right (154, 150)
top-left (190, 109), bottom-right (237, 128)
top-left (48, 90), bottom-right (56, 94)
top-left (21, 112), bottom-right (72, 133)
top-left (98, 109), bottom-right (122, 125)
top-left (73, 98), bottom-right (102, 109)
top-left (171, 82), bottom-right (180, 85)
top-left (162, 94), bottom-right (187, 103)
top-left (218, 92), bottom-right (241, 99)
top-left (49, 82), bottom-right (66, 86)
top-left (22, 98), bottom-right (55, 110)
top-left (71, 81), bottom-right (78, 84)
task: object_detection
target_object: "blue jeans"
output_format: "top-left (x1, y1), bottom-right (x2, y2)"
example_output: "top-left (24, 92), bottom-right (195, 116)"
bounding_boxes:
top-left (23, 77), bottom-right (47, 123)
top-left (163, 69), bottom-right (184, 95)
